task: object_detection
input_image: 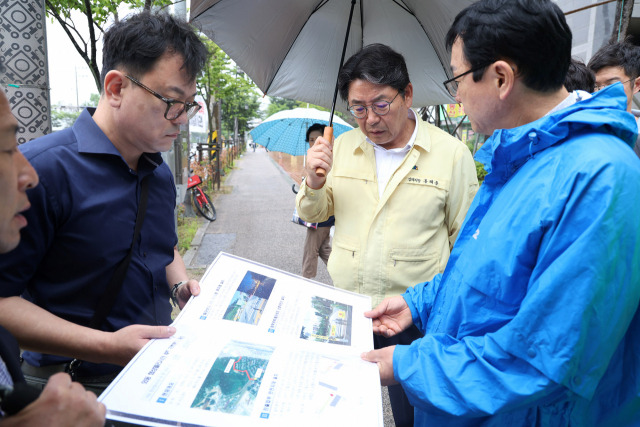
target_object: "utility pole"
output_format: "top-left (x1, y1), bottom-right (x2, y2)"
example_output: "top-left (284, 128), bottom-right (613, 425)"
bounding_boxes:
top-left (0, 0), bottom-right (52, 143)
top-left (75, 67), bottom-right (79, 108)
top-left (611, 0), bottom-right (635, 42)
top-left (212, 100), bottom-right (222, 191)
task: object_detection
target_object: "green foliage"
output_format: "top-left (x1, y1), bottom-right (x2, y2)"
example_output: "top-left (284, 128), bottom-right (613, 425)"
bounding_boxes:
top-left (50, 92), bottom-right (101, 129)
top-left (265, 97), bottom-right (305, 117)
top-left (196, 36), bottom-right (230, 141)
top-left (220, 71), bottom-right (261, 137)
top-left (46, 0), bottom-right (120, 28)
top-left (51, 109), bottom-right (81, 129)
top-left (190, 160), bottom-right (216, 193)
top-left (196, 37), bottom-right (262, 140)
top-left (463, 133), bottom-right (487, 183)
top-left (265, 97), bottom-right (353, 125)
top-left (177, 206), bottom-right (200, 256)
top-left (475, 161), bottom-right (488, 183)
top-left (88, 93), bottom-right (100, 106)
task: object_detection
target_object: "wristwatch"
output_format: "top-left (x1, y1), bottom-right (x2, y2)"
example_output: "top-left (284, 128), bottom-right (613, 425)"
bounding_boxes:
top-left (171, 280), bottom-right (188, 307)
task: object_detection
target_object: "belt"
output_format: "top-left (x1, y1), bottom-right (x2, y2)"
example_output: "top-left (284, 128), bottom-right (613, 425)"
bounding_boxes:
top-left (21, 361), bottom-right (119, 383)
top-left (21, 361), bottom-right (68, 378)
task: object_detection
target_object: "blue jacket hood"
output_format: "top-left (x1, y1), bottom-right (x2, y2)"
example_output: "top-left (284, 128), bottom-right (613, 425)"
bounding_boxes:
top-left (475, 84), bottom-right (638, 185)
top-left (397, 82), bottom-right (640, 425)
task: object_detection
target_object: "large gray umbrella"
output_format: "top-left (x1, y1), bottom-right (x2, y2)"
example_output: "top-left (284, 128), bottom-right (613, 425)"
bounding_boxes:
top-left (190, 0), bottom-right (475, 113)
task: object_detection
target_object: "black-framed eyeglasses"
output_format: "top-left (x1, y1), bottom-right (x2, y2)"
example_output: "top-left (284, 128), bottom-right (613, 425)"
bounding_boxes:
top-left (125, 75), bottom-right (201, 121)
top-left (443, 63), bottom-right (492, 98)
top-left (594, 77), bottom-right (636, 92)
top-left (348, 91), bottom-right (400, 119)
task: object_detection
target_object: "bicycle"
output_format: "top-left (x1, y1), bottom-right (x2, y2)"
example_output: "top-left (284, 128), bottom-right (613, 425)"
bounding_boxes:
top-left (188, 174), bottom-right (217, 221)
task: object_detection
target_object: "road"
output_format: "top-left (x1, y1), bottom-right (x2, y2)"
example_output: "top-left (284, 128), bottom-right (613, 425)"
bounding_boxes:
top-left (187, 146), bottom-right (331, 285)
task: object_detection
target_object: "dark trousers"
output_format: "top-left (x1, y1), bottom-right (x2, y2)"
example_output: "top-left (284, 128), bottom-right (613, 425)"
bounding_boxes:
top-left (21, 361), bottom-right (118, 396)
top-left (373, 325), bottom-right (423, 427)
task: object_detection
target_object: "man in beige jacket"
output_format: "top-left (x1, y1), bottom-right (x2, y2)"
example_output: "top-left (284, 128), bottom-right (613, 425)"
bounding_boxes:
top-left (296, 43), bottom-right (478, 427)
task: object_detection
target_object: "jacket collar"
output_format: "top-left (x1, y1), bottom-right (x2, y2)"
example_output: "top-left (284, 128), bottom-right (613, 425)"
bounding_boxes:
top-left (74, 108), bottom-right (121, 156)
top-left (73, 108), bottom-right (164, 170)
top-left (475, 84), bottom-right (637, 185)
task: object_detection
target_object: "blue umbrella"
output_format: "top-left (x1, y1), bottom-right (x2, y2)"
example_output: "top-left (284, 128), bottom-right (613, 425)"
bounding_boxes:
top-left (250, 108), bottom-right (353, 156)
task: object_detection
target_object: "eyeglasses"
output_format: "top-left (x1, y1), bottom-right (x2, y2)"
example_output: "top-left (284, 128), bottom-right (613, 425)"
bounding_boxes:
top-left (348, 92), bottom-right (400, 119)
top-left (443, 63), bottom-right (491, 98)
top-left (125, 75), bottom-right (201, 121)
top-left (594, 77), bottom-right (635, 92)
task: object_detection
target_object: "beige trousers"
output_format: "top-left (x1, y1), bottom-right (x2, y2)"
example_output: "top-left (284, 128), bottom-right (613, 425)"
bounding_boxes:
top-left (301, 226), bottom-right (331, 278)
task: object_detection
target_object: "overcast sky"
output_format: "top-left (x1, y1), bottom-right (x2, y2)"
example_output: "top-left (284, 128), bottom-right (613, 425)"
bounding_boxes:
top-left (46, 3), bottom-right (191, 107)
top-left (46, 15), bottom-right (98, 107)
top-left (45, 3), bottom-right (269, 117)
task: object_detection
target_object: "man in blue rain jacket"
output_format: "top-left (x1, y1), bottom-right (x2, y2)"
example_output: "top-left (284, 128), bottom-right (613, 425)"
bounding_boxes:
top-left (362, 0), bottom-right (640, 425)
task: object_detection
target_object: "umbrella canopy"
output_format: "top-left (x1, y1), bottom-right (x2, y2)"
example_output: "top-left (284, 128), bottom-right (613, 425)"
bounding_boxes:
top-left (190, 0), bottom-right (475, 113)
top-left (250, 108), bottom-right (353, 156)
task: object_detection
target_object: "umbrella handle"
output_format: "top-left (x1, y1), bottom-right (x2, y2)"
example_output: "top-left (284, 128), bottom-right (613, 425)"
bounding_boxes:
top-left (315, 126), bottom-right (334, 178)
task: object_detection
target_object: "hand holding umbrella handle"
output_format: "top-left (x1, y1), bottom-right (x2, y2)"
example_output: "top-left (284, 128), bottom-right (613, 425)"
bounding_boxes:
top-left (315, 126), bottom-right (334, 178)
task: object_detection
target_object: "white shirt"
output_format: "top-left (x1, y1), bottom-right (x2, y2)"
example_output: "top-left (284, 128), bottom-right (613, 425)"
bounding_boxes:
top-left (366, 108), bottom-right (419, 198)
top-left (547, 90), bottom-right (592, 116)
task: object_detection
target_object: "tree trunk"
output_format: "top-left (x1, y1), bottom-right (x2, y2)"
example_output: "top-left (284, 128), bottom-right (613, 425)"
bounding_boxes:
top-left (214, 101), bottom-right (222, 190)
top-left (44, 0), bottom-right (102, 93)
top-left (610, 0), bottom-right (635, 42)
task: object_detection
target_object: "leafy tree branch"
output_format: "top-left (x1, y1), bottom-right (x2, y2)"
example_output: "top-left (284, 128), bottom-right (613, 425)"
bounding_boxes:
top-left (45, 0), bottom-right (174, 93)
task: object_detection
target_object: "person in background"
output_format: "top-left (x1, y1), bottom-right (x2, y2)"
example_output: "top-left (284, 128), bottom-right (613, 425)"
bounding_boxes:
top-left (300, 123), bottom-right (334, 279)
top-left (297, 43), bottom-right (478, 426)
top-left (588, 39), bottom-right (640, 157)
top-left (0, 11), bottom-right (208, 394)
top-left (564, 57), bottom-right (595, 93)
top-left (0, 85), bottom-right (104, 426)
top-left (362, 0), bottom-right (640, 425)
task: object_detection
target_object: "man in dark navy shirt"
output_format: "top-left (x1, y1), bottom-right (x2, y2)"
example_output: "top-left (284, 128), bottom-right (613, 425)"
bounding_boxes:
top-left (0, 12), bottom-right (208, 393)
top-left (0, 80), bottom-right (105, 425)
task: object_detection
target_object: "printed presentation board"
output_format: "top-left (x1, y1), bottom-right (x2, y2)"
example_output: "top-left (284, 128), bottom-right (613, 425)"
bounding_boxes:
top-left (100, 252), bottom-right (383, 427)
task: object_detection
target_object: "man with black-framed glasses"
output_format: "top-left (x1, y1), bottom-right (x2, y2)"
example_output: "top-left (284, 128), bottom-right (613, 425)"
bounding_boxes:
top-left (296, 43), bottom-right (478, 427)
top-left (362, 0), bottom-right (640, 425)
top-left (588, 40), bottom-right (640, 158)
top-left (124, 75), bottom-right (201, 121)
top-left (0, 12), bottom-right (208, 394)
top-left (442, 62), bottom-right (493, 99)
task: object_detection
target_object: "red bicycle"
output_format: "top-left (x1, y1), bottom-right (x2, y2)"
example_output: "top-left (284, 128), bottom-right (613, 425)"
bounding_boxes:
top-left (188, 174), bottom-right (216, 221)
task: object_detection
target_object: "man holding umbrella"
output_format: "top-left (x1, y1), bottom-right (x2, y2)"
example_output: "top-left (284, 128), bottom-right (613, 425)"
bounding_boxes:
top-left (362, 0), bottom-right (640, 425)
top-left (297, 43), bottom-right (478, 426)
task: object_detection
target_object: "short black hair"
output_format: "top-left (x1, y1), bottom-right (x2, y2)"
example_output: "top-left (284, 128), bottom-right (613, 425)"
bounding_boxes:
top-left (565, 58), bottom-right (595, 92)
top-left (445, 0), bottom-right (572, 93)
top-left (337, 44), bottom-right (410, 102)
top-left (100, 11), bottom-right (208, 88)
top-left (306, 123), bottom-right (326, 142)
top-left (587, 40), bottom-right (640, 80)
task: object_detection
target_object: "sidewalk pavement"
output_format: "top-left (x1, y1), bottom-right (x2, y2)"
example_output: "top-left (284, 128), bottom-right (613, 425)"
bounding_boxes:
top-left (182, 147), bottom-right (394, 426)
top-left (183, 146), bottom-right (331, 285)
